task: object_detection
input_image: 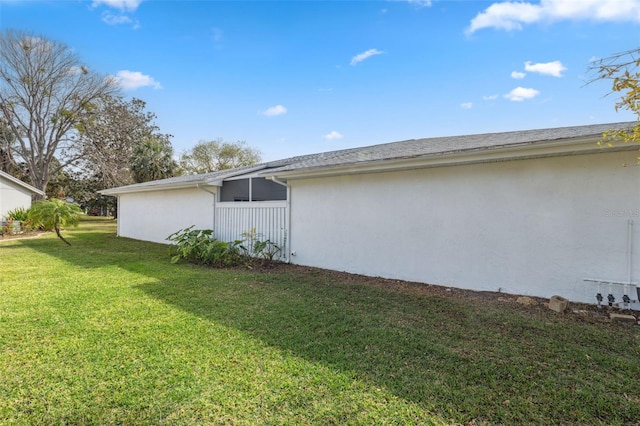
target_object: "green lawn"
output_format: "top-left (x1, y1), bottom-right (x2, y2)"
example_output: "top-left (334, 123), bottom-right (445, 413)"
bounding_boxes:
top-left (1, 218), bottom-right (639, 425)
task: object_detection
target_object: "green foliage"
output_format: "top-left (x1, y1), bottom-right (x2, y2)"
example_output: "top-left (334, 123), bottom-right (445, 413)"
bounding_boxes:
top-left (27, 198), bottom-right (83, 245)
top-left (166, 226), bottom-right (282, 268)
top-left (6, 206), bottom-right (29, 222)
top-left (589, 48), bottom-right (640, 148)
top-left (179, 138), bottom-right (261, 174)
top-left (240, 227), bottom-right (282, 262)
top-left (5, 207), bottom-right (32, 232)
top-left (130, 137), bottom-right (177, 183)
top-left (78, 96), bottom-right (175, 189)
top-left (166, 226), bottom-right (244, 267)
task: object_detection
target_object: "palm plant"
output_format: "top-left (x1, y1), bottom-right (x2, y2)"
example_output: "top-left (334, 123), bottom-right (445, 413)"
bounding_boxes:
top-left (28, 198), bottom-right (83, 245)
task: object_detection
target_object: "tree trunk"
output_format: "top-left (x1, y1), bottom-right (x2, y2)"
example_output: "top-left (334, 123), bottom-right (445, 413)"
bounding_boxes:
top-left (54, 226), bottom-right (72, 246)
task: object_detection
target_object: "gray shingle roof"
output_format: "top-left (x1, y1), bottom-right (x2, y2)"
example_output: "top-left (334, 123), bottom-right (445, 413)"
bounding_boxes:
top-left (264, 121), bottom-right (635, 175)
top-left (101, 121), bottom-right (634, 193)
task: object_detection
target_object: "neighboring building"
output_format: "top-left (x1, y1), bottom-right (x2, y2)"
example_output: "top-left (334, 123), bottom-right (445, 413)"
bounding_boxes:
top-left (101, 122), bottom-right (640, 305)
top-left (0, 170), bottom-right (44, 219)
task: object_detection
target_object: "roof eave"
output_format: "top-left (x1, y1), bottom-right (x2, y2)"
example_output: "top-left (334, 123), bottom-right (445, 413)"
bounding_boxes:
top-left (262, 134), bottom-right (627, 180)
top-left (99, 180), bottom-right (219, 196)
top-left (0, 171), bottom-right (45, 195)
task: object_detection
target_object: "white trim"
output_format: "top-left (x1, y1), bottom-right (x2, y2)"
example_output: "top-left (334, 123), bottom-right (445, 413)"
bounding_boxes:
top-left (100, 181), bottom-right (217, 195)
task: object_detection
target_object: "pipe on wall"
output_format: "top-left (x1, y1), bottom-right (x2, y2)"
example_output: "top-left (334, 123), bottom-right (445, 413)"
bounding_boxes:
top-left (196, 184), bottom-right (217, 233)
top-left (269, 177), bottom-right (291, 263)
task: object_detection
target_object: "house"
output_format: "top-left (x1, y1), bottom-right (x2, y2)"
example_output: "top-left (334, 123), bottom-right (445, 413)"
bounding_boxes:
top-left (0, 170), bottom-right (44, 219)
top-left (100, 122), bottom-right (640, 305)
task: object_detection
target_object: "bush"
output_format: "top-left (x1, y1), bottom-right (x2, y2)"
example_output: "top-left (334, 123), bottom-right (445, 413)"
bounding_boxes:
top-left (166, 226), bottom-right (283, 268)
top-left (6, 207), bottom-right (29, 222)
top-left (240, 228), bottom-right (282, 263)
top-left (6, 207), bottom-right (33, 232)
top-left (166, 226), bottom-right (244, 267)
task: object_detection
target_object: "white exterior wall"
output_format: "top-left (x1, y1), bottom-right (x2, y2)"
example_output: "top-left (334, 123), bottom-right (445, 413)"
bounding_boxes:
top-left (288, 151), bottom-right (640, 304)
top-left (0, 177), bottom-right (33, 219)
top-left (118, 187), bottom-right (215, 244)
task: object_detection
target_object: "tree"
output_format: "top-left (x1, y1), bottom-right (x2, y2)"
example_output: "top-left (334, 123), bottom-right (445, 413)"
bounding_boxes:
top-left (0, 29), bottom-right (118, 194)
top-left (179, 139), bottom-right (261, 174)
top-left (0, 118), bottom-right (20, 176)
top-left (76, 96), bottom-right (173, 189)
top-left (588, 48), bottom-right (640, 146)
top-left (28, 198), bottom-right (83, 246)
top-left (130, 137), bottom-right (177, 183)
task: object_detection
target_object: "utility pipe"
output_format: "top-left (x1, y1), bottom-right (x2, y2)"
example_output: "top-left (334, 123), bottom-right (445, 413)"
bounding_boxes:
top-left (628, 219), bottom-right (634, 285)
top-left (269, 176), bottom-right (291, 263)
top-left (196, 183), bottom-right (217, 234)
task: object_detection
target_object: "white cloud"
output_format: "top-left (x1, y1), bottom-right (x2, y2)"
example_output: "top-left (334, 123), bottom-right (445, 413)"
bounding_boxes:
top-left (323, 131), bottom-right (343, 140)
top-left (405, 0), bottom-right (432, 8)
top-left (460, 102), bottom-right (473, 109)
top-left (504, 87), bottom-right (540, 101)
top-left (467, 0), bottom-right (640, 33)
top-left (350, 48), bottom-right (384, 66)
top-left (524, 60), bottom-right (567, 77)
top-left (262, 105), bottom-right (287, 117)
top-left (94, 1), bottom-right (141, 28)
top-left (483, 94), bottom-right (499, 100)
top-left (101, 11), bottom-right (132, 25)
top-left (114, 70), bottom-right (161, 90)
top-left (511, 71), bottom-right (526, 79)
top-left (92, 0), bottom-right (142, 12)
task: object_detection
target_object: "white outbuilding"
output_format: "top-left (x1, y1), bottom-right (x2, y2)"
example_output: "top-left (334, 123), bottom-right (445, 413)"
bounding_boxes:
top-left (0, 170), bottom-right (44, 220)
top-left (101, 122), bottom-right (640, 306)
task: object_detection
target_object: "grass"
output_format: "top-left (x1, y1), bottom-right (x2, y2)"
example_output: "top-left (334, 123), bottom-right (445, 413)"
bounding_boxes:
top-left (0, 218), bottom-right (639, 425)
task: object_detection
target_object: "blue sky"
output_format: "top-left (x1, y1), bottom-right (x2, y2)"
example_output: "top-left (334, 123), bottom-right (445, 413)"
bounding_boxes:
top-left (1, 0), bottom-right (639, 161)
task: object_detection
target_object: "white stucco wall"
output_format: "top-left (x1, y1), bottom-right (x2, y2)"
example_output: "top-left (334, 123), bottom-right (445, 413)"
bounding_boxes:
top-left (288, 150), bottom-right (640, 304)
top-left (117, 187), bottom-right (215, 244)
top-left (0, 177), bottom-right (33, 219)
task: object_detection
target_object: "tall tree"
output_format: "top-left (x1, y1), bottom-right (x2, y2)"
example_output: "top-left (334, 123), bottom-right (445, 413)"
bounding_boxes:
top-left (0, 29), bottom-right (118, 194)
top-left (76, 96), bottom-right (173, 189)
top-left (130, 137), bottom-right (177, 183)
top-left (179, 139), bottom-right (261, 174)
top-left (0, 118), bottom-right (19, 176)
top-left (589, 48), bottom-right (640, 145)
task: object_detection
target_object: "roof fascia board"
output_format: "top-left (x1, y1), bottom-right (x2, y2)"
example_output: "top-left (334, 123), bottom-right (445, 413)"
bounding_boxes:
top-left (99, 181), bottom-right (218, 195)
top-left (263, 136), bottom-right (626, 180)
top-left (204, 165), bottom-right (268, 184)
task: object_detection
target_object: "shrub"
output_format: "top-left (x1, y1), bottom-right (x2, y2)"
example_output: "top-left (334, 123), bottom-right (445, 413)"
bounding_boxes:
top-left (6, 207), bottom-right (32, 232)
top-left (166, 226), bottom-right (244, 267)
top-left (166, 226), bottom-right (283, 268)
top-left (6, 207), bottom-right (29, 222)
top-left (240, 228), bottom-right (282, 263)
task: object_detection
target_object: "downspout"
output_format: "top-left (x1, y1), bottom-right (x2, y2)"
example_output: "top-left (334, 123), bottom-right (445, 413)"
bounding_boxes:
top-left (627, 219), bottom-right (634, 285)
top-left (116, 195), bottom-right (121, 236)
top-left (197, 183), bottom-right (217, 233)
top-left (270, 176), bottom-right (291, 263)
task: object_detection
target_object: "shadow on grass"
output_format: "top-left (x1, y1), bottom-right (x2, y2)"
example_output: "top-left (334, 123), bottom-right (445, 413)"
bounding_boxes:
top-left (22, 219), bottom-right (640, 424)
